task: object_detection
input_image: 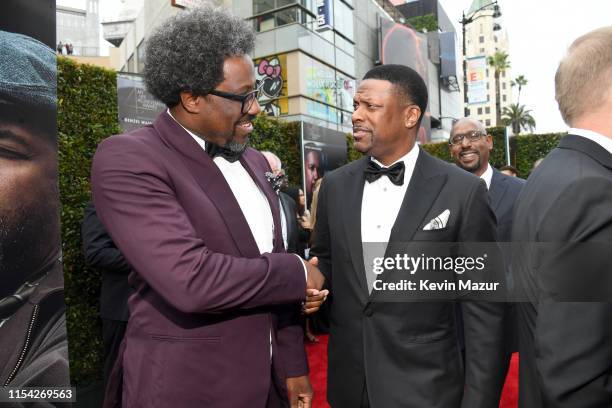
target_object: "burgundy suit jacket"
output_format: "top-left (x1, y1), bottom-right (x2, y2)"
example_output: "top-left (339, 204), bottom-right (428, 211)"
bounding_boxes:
top-left (91, 112), bottom-right (308, 407)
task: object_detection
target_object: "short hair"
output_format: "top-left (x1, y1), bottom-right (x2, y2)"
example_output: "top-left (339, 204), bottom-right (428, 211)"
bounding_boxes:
top-left (499, 165), bottom-right (518, 175)
top-left (363, 64), bottom-right (428, 125)
top-left (144, 5), bottom-right (255, 107)
top-left (450, 117), bottom-right (486, 136)
top-left (555, 26), bottom-right (612, 125)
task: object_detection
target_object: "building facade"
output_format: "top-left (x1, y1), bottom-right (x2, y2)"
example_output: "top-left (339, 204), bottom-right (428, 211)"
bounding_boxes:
top-left (56, 0), bottom-right (101, 56)
top-left (463, 0), bottom-right (512, 127)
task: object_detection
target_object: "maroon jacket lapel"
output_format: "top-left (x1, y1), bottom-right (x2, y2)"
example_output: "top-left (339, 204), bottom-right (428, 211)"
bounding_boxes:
top-left (151, 112), bottom-right (261, 258)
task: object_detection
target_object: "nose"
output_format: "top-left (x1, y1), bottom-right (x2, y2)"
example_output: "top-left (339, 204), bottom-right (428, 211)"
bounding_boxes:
top-left (248, 97), bottom-right (261, 116)
top-left (460, 135), bottom-right (472, 148)
top-left (352, 105), bottom-right (363, 124)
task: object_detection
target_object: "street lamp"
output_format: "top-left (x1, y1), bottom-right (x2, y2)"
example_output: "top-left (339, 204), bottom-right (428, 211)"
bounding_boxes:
top-left (461, 1), bottom-right (502, 117)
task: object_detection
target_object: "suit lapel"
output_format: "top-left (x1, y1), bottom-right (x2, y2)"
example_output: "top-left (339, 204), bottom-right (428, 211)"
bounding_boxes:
top-left (488, 168), bottom-right (508, 212)
top-left (240, 151), bottom-right (285, 253)
top-left (387, 149), bottom-right (447, 244)
top-left (152, 112), bottom-right (260, 258)
top-left (560, 134), bottom-right (612, 171)
top-left (343, 157), bottom-right (370, 298)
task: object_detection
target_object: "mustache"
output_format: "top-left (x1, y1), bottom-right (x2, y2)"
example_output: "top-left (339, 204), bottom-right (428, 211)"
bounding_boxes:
top-left (352, 125), bottom-right (372, 133)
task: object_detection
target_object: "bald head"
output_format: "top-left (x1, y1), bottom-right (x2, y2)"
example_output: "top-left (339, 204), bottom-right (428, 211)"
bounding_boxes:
top-left (451, 118), bottom-right (486, 135)
top-left (261, 151), bottom-right (282, 174)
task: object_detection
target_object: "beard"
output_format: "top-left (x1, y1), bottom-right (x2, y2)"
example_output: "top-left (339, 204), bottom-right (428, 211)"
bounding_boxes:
top-left (0, 205), bottom-right (59, 298)
top-left (226, 136), bottom-right (249, 154)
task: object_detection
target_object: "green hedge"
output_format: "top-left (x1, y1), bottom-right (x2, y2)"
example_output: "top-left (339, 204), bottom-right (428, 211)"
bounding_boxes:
top-left (58, 57), bottom-right (122, 385)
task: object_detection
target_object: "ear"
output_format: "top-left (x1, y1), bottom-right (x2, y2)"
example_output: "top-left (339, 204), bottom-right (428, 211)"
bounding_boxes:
top-left (179, 91), bottom-right (202, 114)
top-left (403, 105), bottom-right (421, 129)
top-left (486, 134), bottom-right (493, 150)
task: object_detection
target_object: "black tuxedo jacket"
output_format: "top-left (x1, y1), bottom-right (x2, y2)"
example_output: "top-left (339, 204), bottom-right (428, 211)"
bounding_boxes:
top-left (512, 135), bottom-right (612, 407)
top-left (489, 168), bottom-right (525, 242)
top-left (81, 202), bottom-right (132, 321)
top-left (311, 148), bottom-right (507, 407)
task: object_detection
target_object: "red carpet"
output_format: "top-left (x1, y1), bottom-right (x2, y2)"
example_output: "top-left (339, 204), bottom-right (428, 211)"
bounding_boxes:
top-left (306, 335), bottom-right (519, 408)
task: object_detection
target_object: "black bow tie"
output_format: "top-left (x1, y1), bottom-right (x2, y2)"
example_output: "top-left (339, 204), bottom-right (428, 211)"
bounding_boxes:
top-left (364, 160), bottom-right (405, 186)
top-left (206, 142), bottom-right (242, 163)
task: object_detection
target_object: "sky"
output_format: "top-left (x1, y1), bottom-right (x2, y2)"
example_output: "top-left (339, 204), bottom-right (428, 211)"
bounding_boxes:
top-left (60, 0), bottom-right (612, 134)
top-left (439, 0), bottom-right (612, 133)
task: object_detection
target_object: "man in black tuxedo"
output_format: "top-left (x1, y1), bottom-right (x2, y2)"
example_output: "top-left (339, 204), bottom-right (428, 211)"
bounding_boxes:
top-left (81, 202), bottom-right (133, 385)
top-left (512, 26), bottom-right (612, 407)
top-left (450, 117), bottom-right (525, 379)
top-left (310, 65), bottom-right (506, 407)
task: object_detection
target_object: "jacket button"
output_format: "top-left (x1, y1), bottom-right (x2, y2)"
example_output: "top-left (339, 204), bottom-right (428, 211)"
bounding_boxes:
top-left (364, 308), bottom-right (373, 317)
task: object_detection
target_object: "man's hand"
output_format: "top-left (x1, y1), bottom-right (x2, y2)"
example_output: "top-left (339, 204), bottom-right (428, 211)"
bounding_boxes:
top-left (303, 288), bottom-right (329, 314)
top-left (286, 375), bottom-right (313, 408)
top-left (305, 257), bottom-right (324, 291)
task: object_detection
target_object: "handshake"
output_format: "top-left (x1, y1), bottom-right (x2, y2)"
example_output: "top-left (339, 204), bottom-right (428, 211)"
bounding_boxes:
top-left (302, 257), bottom-right (328, 315)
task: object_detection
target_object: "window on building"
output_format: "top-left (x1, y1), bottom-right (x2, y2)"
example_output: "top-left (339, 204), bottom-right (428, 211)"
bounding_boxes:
top-left (480, 48), bottom-right (485, 53)
top-left (494, 35), bottom-right (498, 42)
top-left (477, 107), bottom-right (483, 115)
top-left (254, 0), bottom-right (275, 14)
top-left (502, 71), bottom-right (506, 78)
top-left (253, 5), bottom-right (307, 32)
top-left (127, 53), bottom-right (135, 73)
top-left (502, 82), bottom-right (506, 90)
top-left (503, 95), bottom-right (507, 102)
top-left (486, 69), bottom-right (489, 77)
top-left (485, 107), bottom-right (490, 114)
top-left (466, 108), bottom-right (470, 115)
top-left (137, 40), bottom-right (146, 73)
top-left (487, 95), bottom-right (490, 102)
top-left (479, 36), bottom-right (484, 43)
top-left (485, 119), bottom-right (491, 126)
top-left (486, 82), bottom-right (490, 90)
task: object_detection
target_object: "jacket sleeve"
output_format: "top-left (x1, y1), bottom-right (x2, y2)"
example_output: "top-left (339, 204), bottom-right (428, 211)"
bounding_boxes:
top-left (81, 202), bottom-right (131, 274)
top-left (308, 177), bottom-right (332, 289)
top-left (91, 137), bottom-right (306, 314)
top-left (460, 180), bottom-right (508, 408)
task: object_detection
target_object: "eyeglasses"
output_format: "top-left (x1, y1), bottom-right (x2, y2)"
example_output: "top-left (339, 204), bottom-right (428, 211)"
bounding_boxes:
top-left (208, 84), bottom-right (261, 114)
top-left (449, 130), bottom-right (486, 146)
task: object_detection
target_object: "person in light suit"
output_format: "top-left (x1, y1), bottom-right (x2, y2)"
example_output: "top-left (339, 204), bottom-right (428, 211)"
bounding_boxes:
top-left (310, 64), bottom-right (506, 407)
top-left (91, 6), bottom-right (325, 407)
top-left (512, 26), bottom-right (612, 407)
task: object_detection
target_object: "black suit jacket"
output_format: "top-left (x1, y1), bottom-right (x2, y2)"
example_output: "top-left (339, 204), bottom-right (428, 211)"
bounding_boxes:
top-left (279, 192), bottom-right (301, 256)
top-left (81, 202), bottom-right (132, 321)
top-left (489, 168), bottom-right (525, 242)
top-left (512, 135), bottom-right (612, 407)
top-left (311, 149), bottom-right (507, 407)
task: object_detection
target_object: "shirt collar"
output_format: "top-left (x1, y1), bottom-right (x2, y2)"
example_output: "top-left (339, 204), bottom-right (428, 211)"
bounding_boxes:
top-left (371, 143), bottom-right (420, 170)
top-left (479, 162), bottom-right (493, 190)
top-left (166, 108), bottom-right (207, 152)
top-left (569, 128), bottom-right (612, 155)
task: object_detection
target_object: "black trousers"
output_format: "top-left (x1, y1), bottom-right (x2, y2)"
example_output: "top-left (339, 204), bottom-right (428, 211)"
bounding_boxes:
top-left (102, 318), bottom-right (127, 387)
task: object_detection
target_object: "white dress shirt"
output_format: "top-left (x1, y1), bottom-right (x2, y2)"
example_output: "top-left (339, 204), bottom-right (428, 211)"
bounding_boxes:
top-left (361, 144), bottom-right (420, 243)
top-left (480, 162), bottom-right (493, 190)
top-left (570, 128), bottom-right (612, 155)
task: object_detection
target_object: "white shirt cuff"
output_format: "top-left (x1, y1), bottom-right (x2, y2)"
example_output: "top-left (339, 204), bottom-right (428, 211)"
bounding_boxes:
top-left (293, 253), bottom-right (308, 283)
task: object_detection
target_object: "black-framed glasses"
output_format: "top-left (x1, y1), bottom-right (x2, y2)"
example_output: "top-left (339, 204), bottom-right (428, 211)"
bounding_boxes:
top-left (208, 85), bottom-right (261, 114)
top-left (449, 130), bottom-right (486, 146)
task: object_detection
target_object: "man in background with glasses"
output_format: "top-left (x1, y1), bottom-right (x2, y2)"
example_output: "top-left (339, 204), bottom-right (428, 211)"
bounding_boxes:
top-left (92, 6), bottom-right (325, 408)
top-left (449, 117), bottom-right (525, 393)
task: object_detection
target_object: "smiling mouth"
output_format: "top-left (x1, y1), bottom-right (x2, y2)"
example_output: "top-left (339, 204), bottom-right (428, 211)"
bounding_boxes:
top-left (460, 151), bottom-right (479, 160)
top-left (236, 119), bottom-right (253, 131)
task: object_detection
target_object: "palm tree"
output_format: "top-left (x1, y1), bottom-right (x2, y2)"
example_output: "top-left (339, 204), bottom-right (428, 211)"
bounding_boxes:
top-left (487, 51), bottom-right (511, 126)
top-left (510, 75), bottom-right (528, 105)
top-left (502, 103), bottom-right (536, 135)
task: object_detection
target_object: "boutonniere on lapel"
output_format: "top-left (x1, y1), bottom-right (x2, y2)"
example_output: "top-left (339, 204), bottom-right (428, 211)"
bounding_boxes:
top-left (265, 170), bottom-right (286, 194)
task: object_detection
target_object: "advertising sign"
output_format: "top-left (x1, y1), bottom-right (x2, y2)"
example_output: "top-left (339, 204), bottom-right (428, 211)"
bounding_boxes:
top-left (467, 56), bottom-right (488, 104)
top-left (117, 73), bottom-right (165, 132)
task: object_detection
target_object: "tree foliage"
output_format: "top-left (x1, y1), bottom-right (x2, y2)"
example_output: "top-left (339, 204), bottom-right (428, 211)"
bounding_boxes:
top-left (487, 51), bottom-right (511, 126)
top-left (406, 13), bottom-right (438, 33)
top-left (502, 103), bottom-right (536, 135)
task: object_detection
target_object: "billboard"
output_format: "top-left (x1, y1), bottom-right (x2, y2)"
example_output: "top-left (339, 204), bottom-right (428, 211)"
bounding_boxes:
top-left (439, 31), bottom-right (457, 79)
top-left (316, 0), bottom-right (333, 32)
top-left (254, 54), bottom-right (289, 117)
top-left (379, 18), bottom-right (431, 143)
top-left (467, 56), bottom-right (488, 104)
top-left (117, 73), bottom-right (166, 132)
top-left (302, 122), bottom-right (347, 209)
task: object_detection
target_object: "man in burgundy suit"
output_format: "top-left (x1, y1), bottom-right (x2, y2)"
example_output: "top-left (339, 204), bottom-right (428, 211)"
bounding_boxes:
top-left (91, 6), bottom-right (325, 408)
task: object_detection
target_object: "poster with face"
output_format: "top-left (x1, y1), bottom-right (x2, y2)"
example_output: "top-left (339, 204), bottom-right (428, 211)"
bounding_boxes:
top-left (302, 122), bottom-right (348, 209)
top-left (0, 0), bottom-right (71, 390)
top-left (117, 73), bottom-right (166, 132)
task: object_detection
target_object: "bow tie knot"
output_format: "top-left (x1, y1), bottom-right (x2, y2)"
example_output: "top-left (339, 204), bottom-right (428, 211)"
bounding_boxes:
top-left (364, 160), bottom-right (405, 186)
top-left (206, 142), bottom-right (243, 163)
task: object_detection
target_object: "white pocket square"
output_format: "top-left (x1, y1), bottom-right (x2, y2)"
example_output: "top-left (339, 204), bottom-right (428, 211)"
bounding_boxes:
top-left (423, 209), bottom-right (450, 230)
